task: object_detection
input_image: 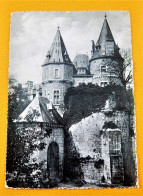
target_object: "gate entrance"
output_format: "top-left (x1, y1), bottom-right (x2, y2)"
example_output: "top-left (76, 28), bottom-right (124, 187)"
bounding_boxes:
top-left (110, 156), bottom-right (123, 184)
top-left (47, 142), bottom-right (59, 180)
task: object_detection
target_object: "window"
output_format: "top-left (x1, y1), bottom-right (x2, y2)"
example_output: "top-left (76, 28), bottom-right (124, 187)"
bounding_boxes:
top-left (100, 82), bottom-right (108, 87)
top-left (82, 69), bottom-right (86, 74)
top-left (101, 66), bottom-right (107, 72)
top-left (109, 133), bottom-right (121, 154)
top-left (77, 68), bottom-right (86, 75)
top-left (53, 90), bottom-right (60, 104)
top-left (54, 69), bottom-right (59, 78)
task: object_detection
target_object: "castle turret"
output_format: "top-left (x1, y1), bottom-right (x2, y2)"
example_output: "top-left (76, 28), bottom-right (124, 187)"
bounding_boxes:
top-left (42, 27), bottom-right (74, 115)
top-left (89, 14), bottom-right (124, 87)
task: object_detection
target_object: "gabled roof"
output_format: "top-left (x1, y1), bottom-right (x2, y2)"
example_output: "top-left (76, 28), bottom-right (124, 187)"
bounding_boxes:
top-left (44, 27), bottom-right (72, 65)
top-left (16, 94), bottom-right (63, 125)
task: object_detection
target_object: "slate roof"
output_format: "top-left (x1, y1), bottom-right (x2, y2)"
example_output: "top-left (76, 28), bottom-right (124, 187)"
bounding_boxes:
top-left (16, 94), bottom-right (63, 125)
top-left (73, 54), bottom-right (89, 69)
top-left (43, 27), bottom-right (72, 65)
top-left (96, 17), bottom-right (115, 46)
top-left (92, 16), bottom-right (121, 59)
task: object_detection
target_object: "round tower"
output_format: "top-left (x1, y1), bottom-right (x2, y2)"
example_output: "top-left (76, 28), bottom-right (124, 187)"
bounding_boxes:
top-left (89, 14), bottom-right (124, 87)
top-left (42, 27), bottom-right (74, 115)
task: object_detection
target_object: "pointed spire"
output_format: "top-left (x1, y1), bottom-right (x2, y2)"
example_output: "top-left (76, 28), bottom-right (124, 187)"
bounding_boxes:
top-left (44, 27), bottom-right (72, 64)
top-left (96, 15), bottom-right (115, 47)
top-left (91, 14), bottom-right (120, 58)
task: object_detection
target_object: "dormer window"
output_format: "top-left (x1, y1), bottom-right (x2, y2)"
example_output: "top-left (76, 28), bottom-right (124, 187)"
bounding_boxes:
top-left (77, 68), bottom-right (86, 75)
top-left (54, 68), bottom-right (59, 78)
top-left (101, 65), bottom-right (107, 72)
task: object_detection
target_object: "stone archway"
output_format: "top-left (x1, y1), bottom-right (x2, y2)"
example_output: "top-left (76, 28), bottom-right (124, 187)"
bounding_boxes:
top-left (47, 142), bottom-right (59, 180)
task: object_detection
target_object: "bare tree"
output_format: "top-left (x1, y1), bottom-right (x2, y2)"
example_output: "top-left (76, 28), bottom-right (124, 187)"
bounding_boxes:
top-left (120, 48), bottom-right (133, 87)
top-left (103, 49), bottom-right (132, 88)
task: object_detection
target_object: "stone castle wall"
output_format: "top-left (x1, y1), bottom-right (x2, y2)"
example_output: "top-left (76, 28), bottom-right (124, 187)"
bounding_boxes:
top-left (90, 57), bottom-right (123, 86)
top-left (42, 63), bottom-right (73, 82)
top-left (80, 160), bottom-right (104, 184)
top-left (73, 76), bottom-right (93, 87)
top-left (42, 63), bottom-right (73, 114)
top-left (42, 81), bottom-right (72, 105)
top-left (65, 110), bottom-right (131, 184)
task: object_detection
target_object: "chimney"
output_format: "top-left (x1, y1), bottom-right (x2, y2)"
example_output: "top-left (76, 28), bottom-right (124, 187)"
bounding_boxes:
top-left (32, 87), bottom-right (36, 99)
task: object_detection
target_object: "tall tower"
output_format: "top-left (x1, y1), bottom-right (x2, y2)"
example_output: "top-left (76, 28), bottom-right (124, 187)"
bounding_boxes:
top-left (90, 14), bottom-right (124, 87)
top-left (42, 27), bottom-right (74, 115)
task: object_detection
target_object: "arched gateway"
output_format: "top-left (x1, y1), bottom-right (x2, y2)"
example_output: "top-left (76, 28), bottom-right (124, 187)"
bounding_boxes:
top-left (47, 142), bottom-right (59, 180)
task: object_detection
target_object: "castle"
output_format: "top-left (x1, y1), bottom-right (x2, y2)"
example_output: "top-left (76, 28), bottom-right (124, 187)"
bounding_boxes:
top-left (14, 15), bottom-right (136, 188)
top-left (41, 14), bottom-right (123, 115)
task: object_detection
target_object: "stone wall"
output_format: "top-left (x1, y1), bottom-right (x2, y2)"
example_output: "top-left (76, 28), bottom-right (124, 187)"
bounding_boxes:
top-left (42, 81), bottom-right (72, 104)
top-left (80, 160), bottom-right (104, 184)
top-left (42, 81), bottom-right (72, 115)
top-left (73, 76), bottom-right (93, 87)
top-left (42, 63), bottom-right (73, 82)
top-left (38, 127), bottom-right (64, 180)
top-left (65, 110), bottom-right (134, 185)
top-left (16, 123), bottom-right (64, 181)
top-left (90, 57), bottom-right (123, 86)
top-left (42, 63), bottom-right (73, 114)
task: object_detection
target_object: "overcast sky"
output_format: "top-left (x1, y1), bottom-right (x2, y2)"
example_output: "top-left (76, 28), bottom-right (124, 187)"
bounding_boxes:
top-left (9, 11), bottom-right (132, 84)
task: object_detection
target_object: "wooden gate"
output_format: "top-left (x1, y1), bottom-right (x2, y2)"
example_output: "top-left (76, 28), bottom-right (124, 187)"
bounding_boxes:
top-left (47, 142), bottom-right (59, 180)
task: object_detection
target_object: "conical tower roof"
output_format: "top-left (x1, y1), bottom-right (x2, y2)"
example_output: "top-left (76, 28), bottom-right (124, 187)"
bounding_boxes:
top-left (44, 27), bottom-right (72, 65)
top-left (96, 15), bottom-right (115, 47)
top-left (91, 14), bottom-right (121, 59)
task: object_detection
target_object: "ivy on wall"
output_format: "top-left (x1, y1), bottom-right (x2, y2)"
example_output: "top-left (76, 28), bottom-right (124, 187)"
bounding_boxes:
top-left (63, 83), bottom-right (130, 127)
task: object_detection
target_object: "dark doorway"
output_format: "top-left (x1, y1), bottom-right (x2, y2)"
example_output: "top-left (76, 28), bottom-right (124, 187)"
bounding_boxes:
top-left (47, 142), bottom-right (59, 180)
top-left (110, 156), bottom-right (123, 184)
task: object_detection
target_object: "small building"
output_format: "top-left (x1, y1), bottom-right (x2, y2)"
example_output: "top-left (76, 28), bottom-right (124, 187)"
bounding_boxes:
top-left (15, 92), bottom-right (64, 184)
